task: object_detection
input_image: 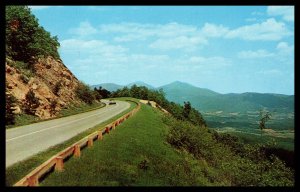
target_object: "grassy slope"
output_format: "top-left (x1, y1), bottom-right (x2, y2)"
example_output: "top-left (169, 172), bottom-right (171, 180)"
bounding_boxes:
top-left (6, 98), bottom-right (136, 186)
top-left (41, 101), bottom-right (215, 186)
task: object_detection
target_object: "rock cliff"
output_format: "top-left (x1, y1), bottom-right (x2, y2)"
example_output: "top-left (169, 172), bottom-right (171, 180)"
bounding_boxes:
top-left (6, 56), bottom-right (81, 119)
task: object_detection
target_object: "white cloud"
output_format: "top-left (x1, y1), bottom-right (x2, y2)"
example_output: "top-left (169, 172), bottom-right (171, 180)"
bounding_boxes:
top-left (101, 22), bottom-right (198, 42)
top-left (237, 42), bottom-right (293, 67)
top-left (100, 19), bottom-right (291, 51)
top-left (69, 21), bottom-right (97, 37)
top-left (276, 42), bottom-right (294, 55)
top-left (149, 36), bottom-right (207, 51)
top-left (201, 23), bottom-right (229, 37)
top-left (28, 6), bottom-right (50, 10)
top-left (60, 39), bottom-right (127, 56)
top-left (238, 49), bottom-right (275, 59)
top-left (251, 11), bottom-right (264, 16)
top-left (188, 56), bottom-right (232, 68)
top-left (245, 18), bottom-right (257, 22)
top-left (226, 18), bottom-right (291, 41)
top-left (267, 6), bottom-right (294, 22)
top-left (275, 42), bottom-right (294, 65)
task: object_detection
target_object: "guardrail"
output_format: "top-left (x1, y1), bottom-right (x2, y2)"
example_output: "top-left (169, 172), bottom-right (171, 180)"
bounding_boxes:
top-left (14, 100), bottom-right (141, 186)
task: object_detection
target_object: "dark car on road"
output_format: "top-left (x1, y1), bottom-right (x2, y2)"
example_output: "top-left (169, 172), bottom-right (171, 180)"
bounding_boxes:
top-left (109, 100), bottom-right (116, 105)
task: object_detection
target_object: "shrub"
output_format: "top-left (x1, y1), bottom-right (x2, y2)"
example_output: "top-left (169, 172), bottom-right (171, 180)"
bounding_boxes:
top-left (164, 115), bottom-right (294, 186)
top-left (5, 90), bottom-right (18, 125)
top-left (24, 89), bottom-right (40, 115)
top-left (75, 82), bottom-right (95, 105)
top-left (212, 132), bottom-right (244, 155)
top-left (94, 87), bottom-right (110, 99)
top-left (19, 74), bottom-right (29, 84)
top-left (53, 80), bottom-right (62, 96)
top-left (50, 99), bottom-right (58, 116)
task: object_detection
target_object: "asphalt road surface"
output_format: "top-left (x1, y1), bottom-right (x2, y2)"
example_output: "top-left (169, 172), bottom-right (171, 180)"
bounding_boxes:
top-left (6, 100), bottom-right (130, 168)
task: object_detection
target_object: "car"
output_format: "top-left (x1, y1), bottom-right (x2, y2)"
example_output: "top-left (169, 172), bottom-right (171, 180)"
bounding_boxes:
top-left (109, 100), bottom-right (116, 105)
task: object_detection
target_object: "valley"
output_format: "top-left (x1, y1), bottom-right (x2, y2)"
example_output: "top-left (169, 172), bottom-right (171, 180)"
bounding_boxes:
top-left (96, 81), bottom-right (294, 150)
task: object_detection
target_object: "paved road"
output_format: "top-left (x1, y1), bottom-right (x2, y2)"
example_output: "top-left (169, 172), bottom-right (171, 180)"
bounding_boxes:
top-left (6, 100), bottom-right (130, 168)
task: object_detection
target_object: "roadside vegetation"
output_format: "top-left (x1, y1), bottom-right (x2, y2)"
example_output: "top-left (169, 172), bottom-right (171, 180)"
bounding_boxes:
top-left (40, 102), bottom-right (294, 186)
top-left (111, 85), bottom-right (206, 127)
top-left (5, 98), bottom-right (136, 186)
top-left (164, 115), bottom-right (294, 186)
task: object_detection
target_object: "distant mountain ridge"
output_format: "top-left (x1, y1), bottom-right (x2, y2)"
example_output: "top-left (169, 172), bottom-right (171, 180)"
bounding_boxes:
top-left (126, 81), bottom-right (155, 89)
top-left (158, 81), bottom-right (293, 113)
top-left (91, 83), bottom-right (123, 92)
top-left (91, 81), bottom-right (155, 91)
top-left (92, 81), bottom-right (294, 113)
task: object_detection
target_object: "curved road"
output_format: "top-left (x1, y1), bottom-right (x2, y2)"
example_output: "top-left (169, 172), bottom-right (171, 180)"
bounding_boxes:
top-left (6, 100), bottom-right (130, 168)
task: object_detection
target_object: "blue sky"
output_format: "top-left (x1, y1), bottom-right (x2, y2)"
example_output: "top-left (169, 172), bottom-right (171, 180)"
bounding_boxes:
top-left (29, 6), bottom-right (294, 95)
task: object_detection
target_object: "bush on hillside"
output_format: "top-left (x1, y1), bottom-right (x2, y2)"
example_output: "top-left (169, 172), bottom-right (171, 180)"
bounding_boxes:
top-left (19, 74), bottom-right (29, 84)
top-left (75, 82), bottom-right (95, 105)
top-left (24, 89), bottom-right (40, 115)
top-left (49, 99), bottom-right (58, 116)
top-left (53, 80), bottom-right (63, 96)
top-left (6, 90), bottom-right (18, 125)
top-left (93, 86), bottom-right (111, 99)
top-left (164, 115), bottom-right (294, 186)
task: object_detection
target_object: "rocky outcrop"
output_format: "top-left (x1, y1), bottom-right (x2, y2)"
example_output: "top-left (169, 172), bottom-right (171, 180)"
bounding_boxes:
top-left (5, 57), bottom-right (82, 119)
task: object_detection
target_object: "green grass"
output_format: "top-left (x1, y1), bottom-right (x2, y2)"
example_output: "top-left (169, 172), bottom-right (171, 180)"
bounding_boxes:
top-left (5, 98), bottom-right (136, 186)
top-left (40, 101), bottom-right (214, 186)
top-left (6, 101), bottom-right (105, 129)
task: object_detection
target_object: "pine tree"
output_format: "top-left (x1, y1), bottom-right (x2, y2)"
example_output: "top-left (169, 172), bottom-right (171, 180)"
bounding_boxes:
top-left (5, 90), bottom-right (18, 125)
top-left (24, 89), bottom-right (40, 115)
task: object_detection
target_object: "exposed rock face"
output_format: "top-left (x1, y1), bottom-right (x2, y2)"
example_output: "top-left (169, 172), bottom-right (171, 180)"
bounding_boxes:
top-left (5, 57), bottom-right (81, 119)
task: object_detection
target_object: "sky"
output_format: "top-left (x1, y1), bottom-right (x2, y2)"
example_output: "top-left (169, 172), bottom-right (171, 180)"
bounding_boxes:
top-left (28, 6), bottom-right (294, 95)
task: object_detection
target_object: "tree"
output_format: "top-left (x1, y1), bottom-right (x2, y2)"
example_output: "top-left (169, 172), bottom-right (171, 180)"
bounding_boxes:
top-left (24, 89), bottom-right (40, 115)
top-left (93, 87), bottom-right (103, 101)
top-left (6, 6), bottom-right (60, 65)
top-left (183, 101), bottom-right (191, 118)
top-left (259, 110), bottom-right (272, 136)
top-left (6, 89), bottom-right (18, 125)
top-left (75, 82), bottom-right (95, 105)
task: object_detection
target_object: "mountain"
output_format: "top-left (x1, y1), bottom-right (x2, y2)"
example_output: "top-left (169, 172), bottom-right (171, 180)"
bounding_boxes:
top-left (126, 81), bottom-right (155, 90)
top-left (160, 81), bottom-right (294, 113)
top-left (91, 83), bottom-right (123, 92)
top-left (159, 81), bottom-right (219, 97)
